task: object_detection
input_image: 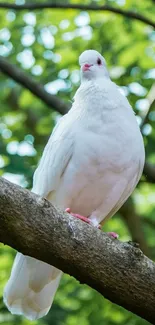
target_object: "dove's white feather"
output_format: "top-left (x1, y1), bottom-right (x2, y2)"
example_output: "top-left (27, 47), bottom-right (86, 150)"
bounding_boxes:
top-left (4, 253), bottom-right (62, 320)
top-left (4, 50), bottom-right (145, 320)
top-left (32, 113), bottom-right (74, 197)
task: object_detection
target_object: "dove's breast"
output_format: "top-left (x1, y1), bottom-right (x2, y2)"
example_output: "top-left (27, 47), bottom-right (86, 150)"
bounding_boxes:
top-left (52, 92), bottom-right (144, 220)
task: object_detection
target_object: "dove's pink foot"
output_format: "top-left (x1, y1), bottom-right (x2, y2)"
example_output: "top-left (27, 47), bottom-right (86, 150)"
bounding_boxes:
top-left (65, 208), bottom-right (92, 224)
top-left (107, 232), bottom-right (119, 239)
top-left (65, 208), bottom-right (101, 229)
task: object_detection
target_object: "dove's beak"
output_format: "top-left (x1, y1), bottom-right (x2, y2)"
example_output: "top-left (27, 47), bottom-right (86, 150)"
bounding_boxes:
top-left (82, 64), bottom-right (93, 72)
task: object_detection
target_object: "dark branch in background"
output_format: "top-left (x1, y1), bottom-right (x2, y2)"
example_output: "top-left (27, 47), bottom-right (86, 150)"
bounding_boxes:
top-left (141, 84), bottom-right (155, 130)
top-left (121, 82), bottom-right (155, 257)
top-left (120, 198), bottom-right (150, 257)
top-left (143, 216), bottom-right (155, 229)
top-left (0, 56), bottom-right (69, 115)
top-left (0, 2), bottom-right (154, 28)
top-left (140, 84), bottom-right (155, 182)
top-left (143, 162), bottom-right (155, 183)
top-left (0, 55), bottom-right (155, 184)
top-left (0, 177), bottom-right (155, 324)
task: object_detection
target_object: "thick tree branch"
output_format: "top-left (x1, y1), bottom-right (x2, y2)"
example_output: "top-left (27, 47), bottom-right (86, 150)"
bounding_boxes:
top-left (0, 177), bottom-right (155, 323)
top-left (0, 56), bottom-right (69, 115)
top-left (0, 2), bottom-right (154, 28)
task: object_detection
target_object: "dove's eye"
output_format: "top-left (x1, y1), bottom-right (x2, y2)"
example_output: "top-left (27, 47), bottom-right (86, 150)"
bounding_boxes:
top-left (97, 58), bottom-right (102, 65)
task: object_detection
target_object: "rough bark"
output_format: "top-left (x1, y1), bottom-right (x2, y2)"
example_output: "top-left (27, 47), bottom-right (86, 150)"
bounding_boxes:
top-left (0, 2), bottom-right (154, 28)
top-left (0, 177), bottom-right (155, 324)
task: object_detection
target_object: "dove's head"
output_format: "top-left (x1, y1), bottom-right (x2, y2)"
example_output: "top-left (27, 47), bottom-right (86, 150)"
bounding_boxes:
top-left (79, 50), bottom-right (109, 81)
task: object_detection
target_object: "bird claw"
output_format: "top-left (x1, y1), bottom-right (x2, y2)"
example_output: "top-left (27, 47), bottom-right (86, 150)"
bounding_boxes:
top-left (107, 232), bottom-right (119, 239)
top-left (65, 208), bottom-right (101, 229)
top-left (65, 210), bottom-right (117, 234)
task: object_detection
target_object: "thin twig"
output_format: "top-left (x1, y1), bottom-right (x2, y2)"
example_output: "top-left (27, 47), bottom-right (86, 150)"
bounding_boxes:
top-left (0, 2), bottom-right (154, 28)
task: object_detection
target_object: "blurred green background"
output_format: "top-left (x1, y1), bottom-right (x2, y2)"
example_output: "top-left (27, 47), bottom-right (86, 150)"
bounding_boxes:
top-left (0, 0), bottom-right (155, 324)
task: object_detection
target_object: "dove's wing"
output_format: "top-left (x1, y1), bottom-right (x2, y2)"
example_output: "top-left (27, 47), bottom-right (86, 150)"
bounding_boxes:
top-left (32, 113), bottom-right (74, 198)
top-left (4, 113), bottom-right (75, 320)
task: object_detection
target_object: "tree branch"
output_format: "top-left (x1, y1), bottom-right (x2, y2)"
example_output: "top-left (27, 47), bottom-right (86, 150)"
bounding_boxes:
top-left (0, 177), bottom-right (155, 323)
top-left (142, 216), bottom-right (155, 229)
top-left (0, 55), bottom-right (69, 115)
top-left (0, 2), bottom-right (154, 28)
top-left (140, 84), bottom-right (155, 130)
top-left (143, 162), bottom-right (155, 183)
top-left (120, 198), bottom-right (150, 257)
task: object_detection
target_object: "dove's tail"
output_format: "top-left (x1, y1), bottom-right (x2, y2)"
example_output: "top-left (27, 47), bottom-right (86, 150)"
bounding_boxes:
top-left (3, 253), bottom-right (62, 320)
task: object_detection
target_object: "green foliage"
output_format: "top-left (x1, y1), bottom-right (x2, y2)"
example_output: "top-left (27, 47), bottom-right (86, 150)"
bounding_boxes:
top-left (0, 0), bottom-right (155, 324)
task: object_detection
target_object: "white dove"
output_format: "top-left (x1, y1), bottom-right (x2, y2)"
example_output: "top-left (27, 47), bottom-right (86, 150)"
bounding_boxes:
top-left (3, 49), bottom-right (145, 320)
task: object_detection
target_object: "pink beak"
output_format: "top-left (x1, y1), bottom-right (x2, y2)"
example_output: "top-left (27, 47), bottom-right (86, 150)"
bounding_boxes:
top-left (82, 63), bottom-right (93, 72)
